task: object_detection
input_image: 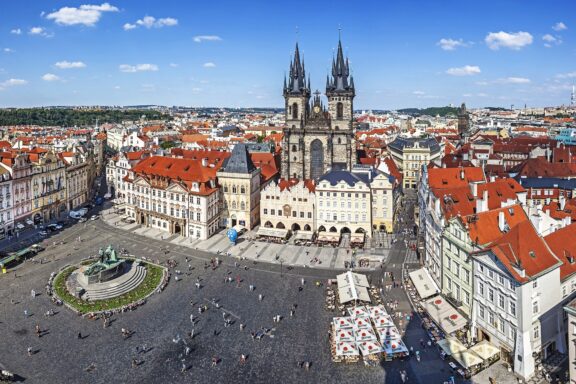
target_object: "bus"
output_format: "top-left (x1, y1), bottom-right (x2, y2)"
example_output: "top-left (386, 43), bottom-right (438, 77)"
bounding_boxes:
top-left (0, 244), bottom-right (44, 271)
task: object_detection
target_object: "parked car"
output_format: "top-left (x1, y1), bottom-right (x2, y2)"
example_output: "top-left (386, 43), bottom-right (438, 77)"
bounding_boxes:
top-left (25, 219), bottom-right (34, 226)
top-left (39, 231), bottom-right (48, 236)
top-left (47, 224), bottom-right (58, 232)
top-left (16, 223), bottom-right (25, 230)
top-left (55, 224), bottom-right (63, 230)
top-left (90, 215), bottom-right (99, 221)
top-left (78, 217), bottom-right (87, 223)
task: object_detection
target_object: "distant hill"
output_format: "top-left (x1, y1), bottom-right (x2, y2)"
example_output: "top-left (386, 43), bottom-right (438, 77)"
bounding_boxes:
top-left (397, 106), bottom-right (459, 117)
top-left (0, 108), bottom-right (170, 127)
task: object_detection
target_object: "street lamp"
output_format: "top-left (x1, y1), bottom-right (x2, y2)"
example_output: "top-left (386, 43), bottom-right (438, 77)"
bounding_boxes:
top-left (280, 258), bottom-right (284, 277)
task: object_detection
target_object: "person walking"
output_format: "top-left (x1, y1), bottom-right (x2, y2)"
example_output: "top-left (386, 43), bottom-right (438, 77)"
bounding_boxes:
top-left (211, 356), bottom-right (218, 367)
top-left (27, 347), bottom-right (33, 356)
top-left (77, 332), bottom-right (82, 339)
top-left (258, 294), bottom-right (263, 301)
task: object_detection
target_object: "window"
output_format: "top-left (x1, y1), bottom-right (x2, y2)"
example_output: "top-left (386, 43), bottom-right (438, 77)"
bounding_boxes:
top-left (240, 187), bottom-right (246, 194)
top-left (532, 300), bottom-right (539, 315)
top-left (510, 302), bottom-right (516, 316)
top-left (563, 286), bottom-right (567, 298)
top-left (336, 102), bottom-right (343, 119)
top-left (292, 102), bottom-right (298, 119)
top-left (488, 269), bottom-right (494, 279)
top-left (292, 211), bottom-right (297, 217)
top-left (498, 319), bottom-right (505, 334)
top-left (446, 277), bottom-right (452, 290)
top-left (463, 269), bottom-right (470, 284)
top-left (308, 212), bottom-right (312, 219)
top-left (464, 291), bottom-right (470, 305)
top-left (533, 280), bottom-right (538, 289)
top-left (488, 288), bottom-right (494, 302)
top-left (479, 305), bottom-right (485, 319)
top-left (488, 311), bottom-right (494, 325)
top-left (446, 257), bottom-right (451, 271)
top-left (498, 295), bottom-right (505, 309)
top-left (498, 275), bottom-right (504, 285)
top-left (263, 209), bottom-right (268, 215)
top-left (533, 325), bottom-right (540, 339)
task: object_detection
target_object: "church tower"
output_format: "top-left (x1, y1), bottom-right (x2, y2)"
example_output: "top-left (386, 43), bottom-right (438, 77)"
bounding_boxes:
top-left (281, 37), bottom-right (356, 181)
top-left (458, 102), bottom-right (469, 139)
top-left (283, 43), bottom-right (311, 129)
top-left (326, 38), bottom-right (355, 130)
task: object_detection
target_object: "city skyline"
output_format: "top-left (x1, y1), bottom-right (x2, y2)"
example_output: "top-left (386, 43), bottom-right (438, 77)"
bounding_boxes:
top-left (0, 0), bottom-right (575, 109)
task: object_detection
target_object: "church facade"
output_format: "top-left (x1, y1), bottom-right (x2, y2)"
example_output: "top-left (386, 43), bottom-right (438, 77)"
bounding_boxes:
top-left (280, 39), bottom-right (357, 180)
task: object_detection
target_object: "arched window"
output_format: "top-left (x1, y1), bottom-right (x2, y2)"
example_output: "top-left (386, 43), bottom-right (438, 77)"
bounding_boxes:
top-left (337, 137), bottom-right (342, 144)
top-left (293, 156), bottom-right (297, 161)
top-left (292, 102), bottom-right (298, 119)
top-left (292, 144), bottom-right (297, 152)
top-left (337, 102), bottom-right (344, 119)
top-left (240, 201), bottom-right (246, 210)
top-left (240, 186), bottom-right (245, 194)
top-left (232, 186), bottom-right (237, 194)
top-left (231, 201), bottom-right (237, 209)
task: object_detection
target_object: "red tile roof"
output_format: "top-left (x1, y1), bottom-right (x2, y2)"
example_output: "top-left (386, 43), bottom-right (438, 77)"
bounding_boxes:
top-left (466, 204), bottom-right (528, 246)
top-left (487, 220), bottom-right (561, 283)
top-left (514, 157), bottom-right (576, 178)
top-left (427, 167), bottom-right (485, 189)
top-left (250, 152), bottom-right (280, 183)
top-left (277, 178), bottom-right (316, 193)
top-left (545, 223), bottom-right (576, 281)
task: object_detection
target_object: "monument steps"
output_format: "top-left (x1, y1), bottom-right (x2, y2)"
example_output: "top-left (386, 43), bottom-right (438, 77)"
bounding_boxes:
top-left (84, 265), bottom-right (147, 301)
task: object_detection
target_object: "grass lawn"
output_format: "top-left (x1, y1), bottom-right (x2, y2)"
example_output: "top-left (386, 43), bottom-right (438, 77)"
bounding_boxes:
top-left (53, 261), bottom-right (165, 314)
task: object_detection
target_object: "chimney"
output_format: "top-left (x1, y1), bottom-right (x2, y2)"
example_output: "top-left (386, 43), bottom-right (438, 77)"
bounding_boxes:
top-left (490, 175), bottom-right (496, 182)
top-left (202, 158), bottom-right (208, 167)
top-left (560, 195), bottom-right (566, 211)
top-left (470, 182), bottom-right (478, 197)
top-left (498, 211), bottom-right (506, 232)
top-left (460, 168), bottom-right (465, 180)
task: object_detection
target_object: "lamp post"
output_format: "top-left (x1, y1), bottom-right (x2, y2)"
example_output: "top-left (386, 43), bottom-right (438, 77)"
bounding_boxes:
top-left (280, 259), bottom-right (284, 277)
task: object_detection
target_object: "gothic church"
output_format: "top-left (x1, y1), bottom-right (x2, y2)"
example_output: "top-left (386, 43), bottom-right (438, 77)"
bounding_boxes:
top-left (280, 38), bottom-right (356, 180)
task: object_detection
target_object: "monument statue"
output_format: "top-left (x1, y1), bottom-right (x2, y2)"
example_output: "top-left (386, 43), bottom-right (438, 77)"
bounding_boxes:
top-left (83, 245), bottom-right (125, 283)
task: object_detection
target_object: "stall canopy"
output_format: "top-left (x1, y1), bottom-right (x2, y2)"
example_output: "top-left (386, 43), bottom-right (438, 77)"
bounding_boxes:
top-left (422, 296), bottom-right (467, 335)
top-left (437, 337), bottom-right (468, 356)
top-left (333, 317), bottom-right (355, 331)
top-left (317, 231), bottom-right (340, 243)
top-left (452, 350), bottom-right (484, 369)
top-left (293, 230), bottom-right (314, 241)
top-left (337, 271), bottom-right (371, 304)
top-left (409, 268), bottom-right (440, 299)
top-left (347, 306), bottom-right (370, 319)
top-left (256, 227), bottom-right (289, 239)
top-left (358, 341), bottom-right (383, 356)
top-left (336, 341), bottom-right (360, 356)
top-left (468, 340), bottom-right (500, 361)
top-left (350, 233), bottom-right (365, 243)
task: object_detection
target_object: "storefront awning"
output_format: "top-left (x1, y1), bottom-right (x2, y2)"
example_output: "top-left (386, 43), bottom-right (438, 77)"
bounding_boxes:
top-left (468, 340), bottom-right (500, 361)
top-left (422, 296), bottom-right (467, 335)
top-left (317, 231), bottom-right (340, 242)
top-left (350, 233), bottom-right (365, 243)
top-left (293, 230), bottom-right (314, 241)
top-left (256, 227), bottom-right (289, 239)
top-left (452, 350), bottom-right (484, 369)
top-left (409, 268), bottom-right (440, 299)
top-left (339, 286), bottom-right (371, 303)
top-left (437, 337), bottom-right (468, 356)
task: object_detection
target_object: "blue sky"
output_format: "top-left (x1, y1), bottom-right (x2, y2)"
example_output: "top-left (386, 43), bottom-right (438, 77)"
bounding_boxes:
top-left (0, 0), bottom-right (575, 109)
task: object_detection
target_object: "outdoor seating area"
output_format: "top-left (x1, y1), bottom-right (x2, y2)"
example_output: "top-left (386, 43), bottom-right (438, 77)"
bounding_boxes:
top-left (316, 231), bottom-right (341, 247)
top-left (405, 269), bottom-right (500, 379)
top-left (330, 304), bottom-right (409, 364)
top-left (349, 233), bottom-right (365, 249)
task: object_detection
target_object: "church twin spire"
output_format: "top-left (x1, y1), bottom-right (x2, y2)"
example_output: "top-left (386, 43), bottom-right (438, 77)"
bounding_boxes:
top-left (284, 43), bottom-right (310, 96)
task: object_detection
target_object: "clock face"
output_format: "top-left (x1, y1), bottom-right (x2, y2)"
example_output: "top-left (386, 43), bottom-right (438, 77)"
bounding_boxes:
top-left (313, 106), bottom-right (320, 113)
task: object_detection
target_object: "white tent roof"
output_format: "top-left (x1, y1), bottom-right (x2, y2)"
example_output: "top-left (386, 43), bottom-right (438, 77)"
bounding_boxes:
top-left (377, 327), bottom-right (401, 342)
top-left (422, 296), bottom-right (467, 335)
top-left (437, 337), bottom-right (468, 356)
top-left (334, 329), bottom-right (355, 343)
top-left (357, 340), bottom-right (383, 356)
top-left (338, 271), bottom-right (371, 304)
top-left (469, 340), bottom-right (500, 360)
top-left (409, 268), bottom-right (440, 299)
top-left (453, 350), bottom-right (484, 369)
top-left (347, 306), bottom-right (370, 318)
top-left (333, 317), bottom-right (355, 331)
top-left (336, 341), bottom-right (360, 356)
top-left (368, 305), bottom-right (388, 318)
top-left (382, 338), bottom-right (408, 355)
top-left (373, 315), bottom-right (395, 329)
top-left (354, 328), bottom-right (378, 342)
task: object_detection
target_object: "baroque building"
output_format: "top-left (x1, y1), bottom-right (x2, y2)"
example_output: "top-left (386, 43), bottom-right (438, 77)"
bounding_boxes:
top-left (281, 39), bottom-right (356, 180)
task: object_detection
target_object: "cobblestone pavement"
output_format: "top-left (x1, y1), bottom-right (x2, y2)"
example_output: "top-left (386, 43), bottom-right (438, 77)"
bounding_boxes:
top-left (0, 217), bottom-right (408, 384)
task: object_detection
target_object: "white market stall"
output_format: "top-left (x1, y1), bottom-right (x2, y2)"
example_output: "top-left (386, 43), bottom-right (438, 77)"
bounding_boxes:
top-left (422, 296), bottom-right (467, 335)
top-left (409, 268), bottom-right (440, 299)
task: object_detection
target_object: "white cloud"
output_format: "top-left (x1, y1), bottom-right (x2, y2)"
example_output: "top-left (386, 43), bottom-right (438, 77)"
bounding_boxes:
top-left (445, 65), bottom-right (481, 76)
top-left (125, 16), bottom-right (178, 30)
top-left (556, 71), bottom-right (576, 79)
top-left (55, 61), bottom-right (86, 69)
top-left (3, 48), bottom-right (14, 53)
top-left (412, 90), bottom-right (425, 95)
top-left (45, 3), bottom-right (118, 26)
top-left (193, 35), bottom-right (222, 43)
top-left (119, 63), bottom-right (159, 73)
top-left (28, 27), bottom-right (52, 37)
top-left (485, 31), bottom-right (533, 50)
top-left (10, 28), bottom-right (22, 35)
top-left (42, 73), bottom-right (60, 82)
top-left (437, 38), bottom-right (466, 51)
top-left (169, 63), bottom-right (179, 68)
top-left (113, 85), bottom-right (120, 89)
top-left (192, 87), bottom-right (202, 92)
top-left (542, 34), bottom-right (562, 47)
top-left (203, 62), bottom-right (216, 68)
top-left (477, 93), bottom-right (488, 97)
top-left (552, 22), bottom-right (567, 31)
top-left (496, 77), bottom-right (531, 84)
top-left (0, 78), bottom-right (28, 90)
